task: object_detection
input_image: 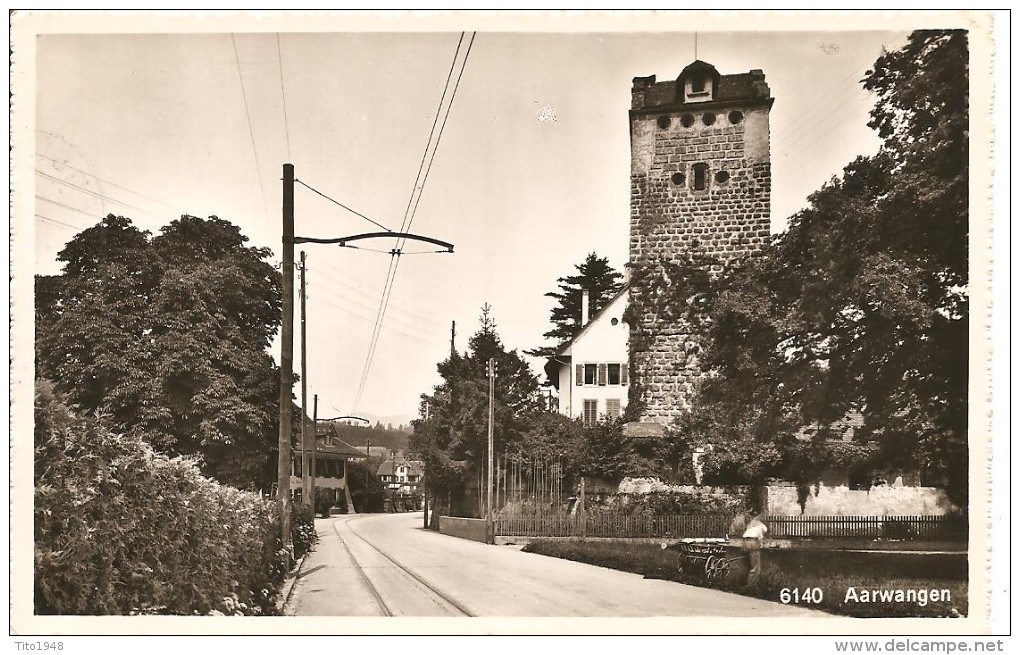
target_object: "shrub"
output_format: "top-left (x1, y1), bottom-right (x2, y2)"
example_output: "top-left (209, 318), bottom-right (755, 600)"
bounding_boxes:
top-left (290, 501), bottom-right (318, 559)
top-left (34, 383), bottom-right (287, 615)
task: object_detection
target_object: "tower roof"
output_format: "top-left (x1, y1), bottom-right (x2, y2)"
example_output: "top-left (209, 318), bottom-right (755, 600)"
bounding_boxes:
top-left (631, 63), bottom-right (771, 112)
top-left (678, 59), bottom-right (721, 82)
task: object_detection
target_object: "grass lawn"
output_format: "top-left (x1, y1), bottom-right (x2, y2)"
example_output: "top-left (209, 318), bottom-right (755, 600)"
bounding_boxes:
top-left (522, 540), bottom-right (967, 618)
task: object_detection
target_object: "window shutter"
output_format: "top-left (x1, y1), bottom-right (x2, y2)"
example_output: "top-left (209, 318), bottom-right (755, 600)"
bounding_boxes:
top-left (597, 363), bottom-right (607, 386)
top-left (575, 364), bottom-right (583, 386)
top-left (621, 363), bottom-right (629, 385)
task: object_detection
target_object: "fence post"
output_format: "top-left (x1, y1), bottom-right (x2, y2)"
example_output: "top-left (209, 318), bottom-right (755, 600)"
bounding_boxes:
top-left (579, 476), bottom-right (586, 541)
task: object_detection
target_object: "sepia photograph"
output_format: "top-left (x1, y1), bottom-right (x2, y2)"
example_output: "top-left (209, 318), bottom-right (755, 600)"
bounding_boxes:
top-left (9, 9), bottom-right (1005, 644)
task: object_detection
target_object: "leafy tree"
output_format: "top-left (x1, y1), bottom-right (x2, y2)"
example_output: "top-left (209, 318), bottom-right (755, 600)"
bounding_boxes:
top-left (35, 214), bottom-right (283, 488)
top-left (527, 253), bottom-right (625, 358)
top-left (345, 458), bottom-right (387, 513)
top-left (659, 30), bottom-right (969, 503)
top-left (410, 305), bottom-right (544, 518)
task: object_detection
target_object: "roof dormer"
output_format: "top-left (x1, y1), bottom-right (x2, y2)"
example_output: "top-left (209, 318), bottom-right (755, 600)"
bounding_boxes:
top-left (677, 60), bottom-right (721, 104)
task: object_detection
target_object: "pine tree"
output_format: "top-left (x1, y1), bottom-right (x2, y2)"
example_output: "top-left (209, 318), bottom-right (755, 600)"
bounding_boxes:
top-left (527, 253), bottom-right (624, 358)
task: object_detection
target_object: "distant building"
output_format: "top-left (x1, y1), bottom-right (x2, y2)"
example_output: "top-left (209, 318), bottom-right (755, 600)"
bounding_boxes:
top-left (544, 287), bottom-right (629, 424)
top-left (290, 421), bottom-right (367, 508)
top-left (377, 453), bottom-right (424, 497)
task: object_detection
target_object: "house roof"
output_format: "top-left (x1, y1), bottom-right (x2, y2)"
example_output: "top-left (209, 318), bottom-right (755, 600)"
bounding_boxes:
top-left (543, 286), bottom-right (629, 386)
top-left (553, 285), bottom-right (629, 358)
top-left (294, 437), bottom-right (367, 459)
top-left (377, 456), bottom-right (424, 477)
top-left (795, 411), bottom-right (866, 442)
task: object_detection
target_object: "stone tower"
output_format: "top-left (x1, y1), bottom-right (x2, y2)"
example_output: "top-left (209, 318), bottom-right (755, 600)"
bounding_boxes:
top-left (628, 60), bottom-right (773, 426)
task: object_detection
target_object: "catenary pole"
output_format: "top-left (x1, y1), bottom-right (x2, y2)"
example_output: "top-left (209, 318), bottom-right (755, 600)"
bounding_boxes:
top-left (300, 251), bottom-right (311, 507)
top-left (278, 163), bottom-right (295, 551)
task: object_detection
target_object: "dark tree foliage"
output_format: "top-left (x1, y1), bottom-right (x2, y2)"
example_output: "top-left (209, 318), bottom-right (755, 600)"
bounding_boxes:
top-left (410, 305), bottom-right (545, 517)
top-left (666, 31), bottom-right (969, 504)
top-left (527, 253), bottom-right (625, 358)
top-left (35, 214), bottom-right (283, 488)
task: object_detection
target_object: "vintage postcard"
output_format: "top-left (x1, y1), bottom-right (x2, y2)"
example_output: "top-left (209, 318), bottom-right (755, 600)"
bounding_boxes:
top-left (9, 9), bottom-right (1007, 645)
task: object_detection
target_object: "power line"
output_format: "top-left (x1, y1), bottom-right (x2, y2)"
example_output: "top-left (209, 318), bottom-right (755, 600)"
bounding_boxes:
top-left (35, 153), bottom-right (177, 210)
top-left (36, 195), bottom-right (102, 219)
top-left (35, 213), bottom-right (82, 231)
top-left (294, 178), bottom-right (392, 232)
top-left (231, 33), bottom-right (271, 227)
top-left (307, 268), bottom-right (441, 332)
top-left (276, 33), bottom-right (292, 162)
top-left (35, 169), bottom-right (164, 220)
top-left (308, 290), bottom-right (432, 345)
top-left (310, 264), bottom-right (444, 326)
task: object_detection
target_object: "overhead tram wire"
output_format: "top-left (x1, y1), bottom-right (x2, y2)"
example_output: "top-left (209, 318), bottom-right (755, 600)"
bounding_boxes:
top-left (231, 33), bottom-right (271, 228)
top-left (351, 32), bottom-right (475, 412)
top-left (351, 33), bottom-right (469, 410)
top-left (352, 32), bottom-right (475, 410)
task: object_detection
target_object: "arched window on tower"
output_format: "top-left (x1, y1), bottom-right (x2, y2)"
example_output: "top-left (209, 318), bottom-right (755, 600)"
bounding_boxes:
top-left (692, 163), bottom-right (709, 191)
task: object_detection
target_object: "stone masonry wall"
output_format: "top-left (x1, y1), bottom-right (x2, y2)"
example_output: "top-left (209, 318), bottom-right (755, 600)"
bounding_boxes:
top-left (629, 100), bottom-right (771, 424)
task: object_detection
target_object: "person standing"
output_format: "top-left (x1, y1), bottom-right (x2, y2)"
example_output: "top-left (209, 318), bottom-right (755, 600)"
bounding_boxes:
top-left (742, 513), bottom-right (768, 586)
top-left (727, 509), bottom-right (748, 546)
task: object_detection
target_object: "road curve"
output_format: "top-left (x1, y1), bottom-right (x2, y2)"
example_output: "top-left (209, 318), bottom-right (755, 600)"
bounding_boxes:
top-left (286, 513), bottom-right (828, 618)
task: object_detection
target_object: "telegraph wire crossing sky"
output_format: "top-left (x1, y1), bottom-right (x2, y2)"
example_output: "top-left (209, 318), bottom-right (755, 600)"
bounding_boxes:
top-left (32, 29), bottom-right (908, 425)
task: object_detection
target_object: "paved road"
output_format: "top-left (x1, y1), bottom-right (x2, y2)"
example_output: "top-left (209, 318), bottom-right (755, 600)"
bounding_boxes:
top-left (285, 513), bottom-right (828, 617)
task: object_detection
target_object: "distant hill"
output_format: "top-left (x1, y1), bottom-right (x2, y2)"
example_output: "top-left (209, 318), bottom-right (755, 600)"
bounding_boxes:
top-left (330, 421), bottom-right (410, 455)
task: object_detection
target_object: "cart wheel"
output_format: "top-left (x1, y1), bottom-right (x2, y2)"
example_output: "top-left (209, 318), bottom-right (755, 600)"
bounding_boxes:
top-left (711, 558), bottom-right (730, 580)
top-left (676, 553), bottom-right (686, 574)
top-left (704, 555), bottom-right (717, 576)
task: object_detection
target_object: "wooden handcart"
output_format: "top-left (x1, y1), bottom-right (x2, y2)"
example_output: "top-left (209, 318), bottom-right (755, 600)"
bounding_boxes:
top-left (661, 537), bottom-right (739, 580)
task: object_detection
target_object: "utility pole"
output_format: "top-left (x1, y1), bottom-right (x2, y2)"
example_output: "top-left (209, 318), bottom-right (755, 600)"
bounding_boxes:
top-left (277, 163), bottom-right (295, 552)
top-left (450, 320), bottom-right (456, 356)
top-left (300, 251), bottom-right (312, 507)
top-left (486, 357), bottom-right (495, 544)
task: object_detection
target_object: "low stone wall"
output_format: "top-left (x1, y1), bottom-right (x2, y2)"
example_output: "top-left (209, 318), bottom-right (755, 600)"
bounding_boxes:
top-left (438, 516), bottom-right (489, 543)
top-left (768, 483), bottom-right (958, 516)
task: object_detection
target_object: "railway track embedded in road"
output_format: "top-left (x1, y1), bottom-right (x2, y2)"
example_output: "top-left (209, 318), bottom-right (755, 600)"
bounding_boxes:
top-left (331, 516), bottom-right (475, 617)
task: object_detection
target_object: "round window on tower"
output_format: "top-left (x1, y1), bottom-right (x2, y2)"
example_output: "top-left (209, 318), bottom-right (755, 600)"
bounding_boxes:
top-left (715, 170), bottom-right (731, 184)
top-left (680, 113), bottom-right (695, 128)
top-left (657, 115), bottom-right (671, 129)
top-left (671, 172), bottom-right (686, 186)
top-left (728, 110), bottom-right (744, 124)
top-left (702, 112), bottom-right (716, 126)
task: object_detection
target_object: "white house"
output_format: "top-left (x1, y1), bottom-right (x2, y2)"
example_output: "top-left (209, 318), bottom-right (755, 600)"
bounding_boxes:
top-left (544, 287), bottom-right (630, 424)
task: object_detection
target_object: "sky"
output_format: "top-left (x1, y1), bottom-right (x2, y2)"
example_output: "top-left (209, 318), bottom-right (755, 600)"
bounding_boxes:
top-left (27, 17), bottom-right (915, 426)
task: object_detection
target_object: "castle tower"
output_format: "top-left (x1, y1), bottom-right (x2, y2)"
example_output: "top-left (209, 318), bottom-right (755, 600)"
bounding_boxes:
top-left (628, 60), bottom-right (773, 425)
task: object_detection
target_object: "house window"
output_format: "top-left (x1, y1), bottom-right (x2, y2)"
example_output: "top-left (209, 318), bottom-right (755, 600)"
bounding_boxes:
top-left (607, 363), bottom-right (621, 385)
top-left (606, 399), bottom-right (622, 419)
top-left (583, 400), bottom-right (598, 425)
top-left (692, 163), bottom-right (709, 191)
top-left (293, 457), bottom-right (302, 477)
top-left (690, 75), bottom-right (705, 93)
top-left (583, 364), bottom-right (597, 385)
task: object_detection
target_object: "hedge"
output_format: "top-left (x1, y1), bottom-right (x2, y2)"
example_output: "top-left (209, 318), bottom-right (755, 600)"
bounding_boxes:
top-left (34, 382), bottom-right (311, 615)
